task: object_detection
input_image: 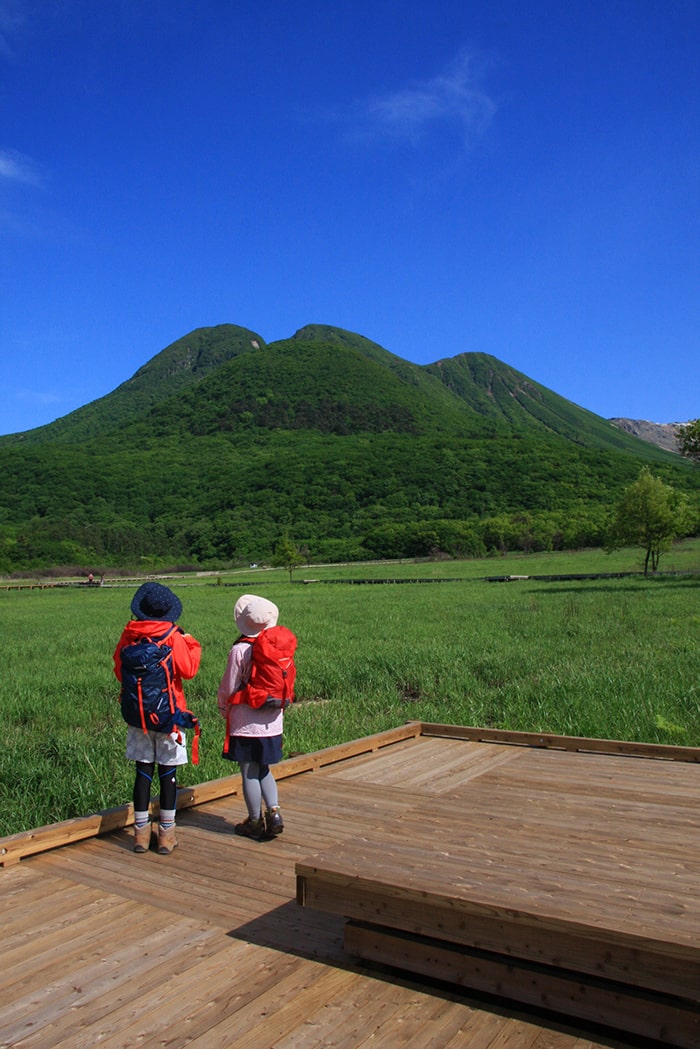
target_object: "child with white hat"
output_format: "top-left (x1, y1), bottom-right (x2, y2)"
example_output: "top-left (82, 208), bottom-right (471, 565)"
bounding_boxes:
top-left (217, 594), bottom-right (289, 840)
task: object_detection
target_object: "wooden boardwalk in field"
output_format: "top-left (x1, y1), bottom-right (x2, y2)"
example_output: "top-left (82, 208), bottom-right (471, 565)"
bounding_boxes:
top-left (1, 723), bottom-right (698, 1048)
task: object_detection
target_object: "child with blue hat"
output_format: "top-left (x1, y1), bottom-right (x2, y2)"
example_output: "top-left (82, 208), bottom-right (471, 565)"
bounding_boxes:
top-left (113, 582), bottom-right (201, 854)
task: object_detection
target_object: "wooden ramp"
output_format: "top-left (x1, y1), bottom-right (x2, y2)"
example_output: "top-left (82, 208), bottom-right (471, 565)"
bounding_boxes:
top-left (1, 724), bottom-right (697, 1048)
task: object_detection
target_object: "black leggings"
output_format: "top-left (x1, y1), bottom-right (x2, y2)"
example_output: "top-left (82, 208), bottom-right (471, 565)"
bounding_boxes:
top-left (134, 761), bottom-right (177, 812)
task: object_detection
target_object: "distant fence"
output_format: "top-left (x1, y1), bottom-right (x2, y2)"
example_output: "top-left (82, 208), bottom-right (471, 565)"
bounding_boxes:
top-left (4, 570), bottom-right (699, 593)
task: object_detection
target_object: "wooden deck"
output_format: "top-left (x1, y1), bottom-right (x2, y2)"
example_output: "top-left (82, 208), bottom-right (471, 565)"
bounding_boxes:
top-left (1, 723), bottom-right (698, 1048)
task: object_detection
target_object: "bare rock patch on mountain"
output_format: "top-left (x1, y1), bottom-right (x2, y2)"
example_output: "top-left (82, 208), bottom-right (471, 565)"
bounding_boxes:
top-left (609, 418), bottom-right (681, 454)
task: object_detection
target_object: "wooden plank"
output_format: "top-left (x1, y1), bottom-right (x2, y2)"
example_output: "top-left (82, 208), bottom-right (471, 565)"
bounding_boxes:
top-left (185, 963), bottom-right (361, 1049)
top-left (488, 1023), bottom-right (583, 1049)
top-left (0, 873), bottom-right (105, 936)
top-left (4, 722), bottom-right (695, 867)
top-left (296, 855), bottom-right (700, 1000)
top-left (300, 872), bottom-right (700, 999)
top-left (0, 726), bottom-right (680, 1049)
top-left (85, 951), bottom-right (342, 1049)
top-left (400, 791), bottom-right (700, 874)
top-left (231, 970), bottom-right (365, 1049)
top-left (344, 922), bottom-right (700, 1049)
top-left (270, 722), bottom-right (423, 776)
top-left (276, 776), bottom-right (429, 828)
top-left (260, 966), bottom-right (426, 1049)
top-left (0, 907), bottom-right (188, 1044)
top-left (0, 804), bottom-right (135, 866)
top-left (0, 723), bottom-right (421, 866)
top-left (486, 1016), bottom-right (578, 1049)
top-left (43, 942), bottom-right (299, 1049)
top-left (439, 799), bottom-right (700, 854)
top-left (323, 983), bottom-right (471, 1049)
top-left (316, 735), bottom-right (433, 785)
top-left (275, 990), bottom-right (470, 1049)
top-left (32, 845), bottom-right (289, 930)
top-left (440, 783), bottom-right (700, 833)
top-left (395, 814), bottom-right (700, 903)
top-left (417, 723), bottom-right (700, 763)
top-left (327, 737), bottom-right (526, 792)
top-left (476, 746), bottom-right (700, 803)
top-left (0, 884), bottom-right (110, 955)
top-left (0, 895), bottom-right (141, 975)
top-left (296, 830), bottom-right (700, 948)
top-left (387, 999), bottom-right (511, 1049)
top-left (2, 924), bottom-right (231, 1049)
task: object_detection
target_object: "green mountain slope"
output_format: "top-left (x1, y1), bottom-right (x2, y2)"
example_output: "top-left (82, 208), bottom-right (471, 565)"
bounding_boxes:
top-left (121, 328), bottom-right (496, 441)
top-left (1, 324), bottom-right (265, 446)
top-left (0, 323), bottom-right (695, 572)
top-left (425, 352), bottom-right (667, 456)
top-left (1, 323), bottom-right (672, 459)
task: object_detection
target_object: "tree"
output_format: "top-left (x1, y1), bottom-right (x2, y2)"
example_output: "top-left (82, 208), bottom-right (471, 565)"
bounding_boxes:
top-left (607, 467), bottom-right (689, 575)
top-left (272, 534), bottom-right (304, 582)
top-left (677, 419), bottom-right (700, 464)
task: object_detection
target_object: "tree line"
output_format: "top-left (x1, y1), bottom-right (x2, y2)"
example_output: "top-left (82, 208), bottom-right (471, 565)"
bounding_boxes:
top-left (2, 402), bottom-right (699, 576)
top-left (2, 470), bottom-right (696, 576)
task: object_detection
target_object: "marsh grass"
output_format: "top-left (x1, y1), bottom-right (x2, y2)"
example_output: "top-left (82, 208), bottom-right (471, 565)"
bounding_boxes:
top-left (1, 547), bottom-right (699, 835)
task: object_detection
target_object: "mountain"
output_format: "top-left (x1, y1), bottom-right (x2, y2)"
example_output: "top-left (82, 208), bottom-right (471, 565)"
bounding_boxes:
top-left (423, 353), bottom-right (661, 454)
top-left (608, 418), bottom-right (681, 454)
top-left (0, 324), bottom-right (696, 572)
top-left (2, 324), bottom-right (266, 445)
top-left (2, 324), bottom-right (673, 457)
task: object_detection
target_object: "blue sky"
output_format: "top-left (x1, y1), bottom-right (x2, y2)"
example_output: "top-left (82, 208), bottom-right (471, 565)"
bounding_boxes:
top-left (1, 0), bottom-right (698, 436)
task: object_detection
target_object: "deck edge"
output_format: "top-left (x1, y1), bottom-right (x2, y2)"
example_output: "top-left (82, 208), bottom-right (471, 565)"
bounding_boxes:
top-left (0, 722), bottom-right (422, 866)
top-left (418, 723), bottom-right (700, 762)
top-left (4, 719), bottom-right (698, 866)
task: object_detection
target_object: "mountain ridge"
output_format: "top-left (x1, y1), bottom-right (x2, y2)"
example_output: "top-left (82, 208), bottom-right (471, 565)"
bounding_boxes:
top-left (0, 323), bottom-right (680, 461)
top-left (1, 324), bottom-right (266, 445)
top-left (0, 323), bottom-right (696, 572)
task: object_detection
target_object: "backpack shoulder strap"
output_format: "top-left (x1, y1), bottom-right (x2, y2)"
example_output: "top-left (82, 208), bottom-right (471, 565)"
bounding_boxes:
top-left (143, 624), bottom-right (181, 649)
top-left (157, 624), bottom-right (180, 642)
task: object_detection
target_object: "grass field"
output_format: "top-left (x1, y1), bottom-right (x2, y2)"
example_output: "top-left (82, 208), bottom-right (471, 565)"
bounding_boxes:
top-left (2, 542), bottom-right (699, 836)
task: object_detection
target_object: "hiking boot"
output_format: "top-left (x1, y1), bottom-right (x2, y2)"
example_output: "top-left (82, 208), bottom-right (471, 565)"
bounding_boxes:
top-left (234, 816), bottom-right (266, 840)
top-left (133, 822), bottom-right (152, 853)
top-left (157, 824), bottom-right (178, 855)
top-left (265, 807), bottom-right (284, 837)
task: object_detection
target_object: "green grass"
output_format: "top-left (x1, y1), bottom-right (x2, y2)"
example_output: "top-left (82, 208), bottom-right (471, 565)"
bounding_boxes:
top-left (2, 542), bottom-right (699, 836)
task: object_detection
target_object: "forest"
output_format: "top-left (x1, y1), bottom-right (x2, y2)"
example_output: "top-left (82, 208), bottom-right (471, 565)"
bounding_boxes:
top-left (1, 324), bottom-right (698, 573)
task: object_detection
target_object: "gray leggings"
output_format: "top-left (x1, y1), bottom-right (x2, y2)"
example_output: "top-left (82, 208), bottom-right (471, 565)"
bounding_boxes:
top-left (239, 761), bottom-right (279, 819)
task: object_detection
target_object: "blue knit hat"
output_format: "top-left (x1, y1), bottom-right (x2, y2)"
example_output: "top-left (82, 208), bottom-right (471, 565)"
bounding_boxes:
top-left (130, 582), bottom-right (182, 622)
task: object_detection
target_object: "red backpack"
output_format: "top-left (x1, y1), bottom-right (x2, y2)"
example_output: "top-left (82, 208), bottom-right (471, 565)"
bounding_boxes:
top-left (223, 626), bottom-right (297, 752)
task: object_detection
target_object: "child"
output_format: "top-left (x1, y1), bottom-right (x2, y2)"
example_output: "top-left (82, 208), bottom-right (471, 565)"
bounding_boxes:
top-left (218, 594), bottom-right (288, 840)
top-left (113, 582), bottom-right (202, 855)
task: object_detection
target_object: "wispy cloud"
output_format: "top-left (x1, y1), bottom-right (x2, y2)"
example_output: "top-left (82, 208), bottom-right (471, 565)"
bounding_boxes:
top-left (352, 49), bottom-right (496, 149)
top-left (0, 0), bottom-right (25, 59)
top-left (0, 148), bottom-right (43, 187)
top-left (13, 385), bottom-right (63, 407)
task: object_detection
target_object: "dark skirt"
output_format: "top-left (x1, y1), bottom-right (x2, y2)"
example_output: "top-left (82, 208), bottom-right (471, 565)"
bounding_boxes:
top-left (222, 734), bottom-right (283, 766)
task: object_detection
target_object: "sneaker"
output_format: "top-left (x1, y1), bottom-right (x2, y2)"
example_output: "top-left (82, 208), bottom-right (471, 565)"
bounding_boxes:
top-left (234, 816), bottom-right (266, 840)
top-left (157, 824), bottom-right (178, 855)
top-left (133, 822), bottom-right (152, 853)
top-left (265, 807), bottom-right (284, 837)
